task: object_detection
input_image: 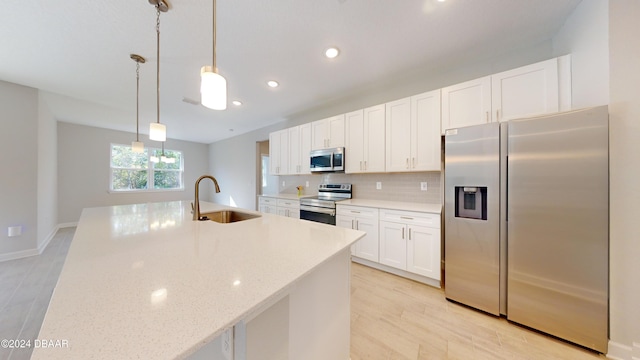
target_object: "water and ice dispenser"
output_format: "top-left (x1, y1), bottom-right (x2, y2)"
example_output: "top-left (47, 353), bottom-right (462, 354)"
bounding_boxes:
top-left (455, 186), bottom-right (488, 220)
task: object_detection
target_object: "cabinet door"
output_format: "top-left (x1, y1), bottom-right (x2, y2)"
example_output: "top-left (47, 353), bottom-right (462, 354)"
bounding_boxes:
top-left (299, 123), bottom-right (312, 174)
top-left (363, 104), bottom-right (386, 172)
top-left (379, 221), bottom-right (407, 270)
top-left (311, 119), bottom-right (328, 150)
top-left (411, 90), bottom-right (441, 171)
top-left (441, 76), bottom-right (491, 133)
top-left (492, 58), bottom-right (559, 123)
top-left (385, 97), bottom-right (412, 172)
top-left (336, 215), bottom-right (356, 255)
top-left (353, 216), bottom-right (379, 262)
top-left (327, 114), bottom-right (345, 148)
top-left (345, 110), bottom-right (365, 173)
top-left (268, 131), bottom-right (281, 175)
top-left (407, 225), bottom-right (440, 280)
top-left (277, 130), bottom-right (289, 175)
top-left (260, 205), bottom-right (276, 214)
top-left (288, 126), bottom-right (301, 174)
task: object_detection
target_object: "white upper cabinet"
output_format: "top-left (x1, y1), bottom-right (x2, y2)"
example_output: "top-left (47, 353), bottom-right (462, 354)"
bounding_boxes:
top-left (346, 105), bottom-right (385, 173)
top-left (386, 90), bottom-right (441, 172)
top-left (441, 56), bottom-right (572, 133)
top-left (441, 76), bottom-right (492, 133)
top-left (288, 123), bottom-right (312, 174)
top-left (311, 114), bottom-right (345, 150)
top-left (491, 57), bottom-right (559, 122)
top-left (269, 129), bottom-right (289, 175)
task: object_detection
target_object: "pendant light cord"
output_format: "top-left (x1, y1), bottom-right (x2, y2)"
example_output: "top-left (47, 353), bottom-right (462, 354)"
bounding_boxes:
top-left (156, 7), bottom-right (161, 126)
top-left (213, 0), bottom-right (217, 70)
top-left (136, 61), bottom-right (140, 142)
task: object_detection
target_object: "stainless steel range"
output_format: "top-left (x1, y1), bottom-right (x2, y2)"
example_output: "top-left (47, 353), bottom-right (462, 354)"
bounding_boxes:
top-left (300, 184), bottom-right (352, 225)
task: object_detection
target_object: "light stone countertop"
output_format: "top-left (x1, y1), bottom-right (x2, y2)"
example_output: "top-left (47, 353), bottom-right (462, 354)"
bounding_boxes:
top-left (258, 193), bottom-right (310, 200)
top-left (32, 201), bottom-right (363, 360)
top-left (337, 199), bottom-right (442, 214)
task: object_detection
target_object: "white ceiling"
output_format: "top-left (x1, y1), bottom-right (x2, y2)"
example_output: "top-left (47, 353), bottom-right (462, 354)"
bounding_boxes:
top-left (0, 0), bottom-right (581, 144)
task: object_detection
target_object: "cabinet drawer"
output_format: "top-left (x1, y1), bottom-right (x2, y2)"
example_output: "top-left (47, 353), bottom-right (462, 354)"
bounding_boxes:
top-left (336, 205), bottom-right (378, 219)
top-left (259, 197), bottom-right (277, 205)
top-left (277, 199), bottom-right (300, 209)
top-left (379, 209), bottom-right (440, 228)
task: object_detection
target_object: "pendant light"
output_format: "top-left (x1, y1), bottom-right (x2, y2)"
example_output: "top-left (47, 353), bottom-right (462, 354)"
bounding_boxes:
top-left (149, 0), bottom-right (169, 141)
top-left (200, 0), bottom-right (227, 110)
top-left (130, 54), bottom-right (146, 153)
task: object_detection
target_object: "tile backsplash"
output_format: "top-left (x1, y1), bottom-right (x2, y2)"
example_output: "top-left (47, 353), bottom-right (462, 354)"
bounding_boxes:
top-left (276, 172), bottom-right (442, 204)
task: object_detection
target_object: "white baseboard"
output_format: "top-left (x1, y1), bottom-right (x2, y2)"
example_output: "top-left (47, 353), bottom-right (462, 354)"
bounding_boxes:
top-left (351, 256), bottom-right (441, 289)
top-left (607, 340), bottom-right (639, 360)
top-left (0, 222), bottom-right (77, 263)
top-left (0, 248), bottom-right (39, 262)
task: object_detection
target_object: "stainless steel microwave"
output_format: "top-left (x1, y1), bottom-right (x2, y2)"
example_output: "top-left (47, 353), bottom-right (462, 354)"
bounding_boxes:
top-left (310, 147), bottom-right (344, 173)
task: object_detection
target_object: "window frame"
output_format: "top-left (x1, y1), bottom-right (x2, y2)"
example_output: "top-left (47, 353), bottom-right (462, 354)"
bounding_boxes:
top-left (109, 143), bottom-right (185, 193)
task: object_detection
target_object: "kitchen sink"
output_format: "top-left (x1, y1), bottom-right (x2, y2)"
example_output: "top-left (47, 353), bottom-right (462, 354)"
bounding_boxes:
top-left (198, 210), bottom-right (261, 223)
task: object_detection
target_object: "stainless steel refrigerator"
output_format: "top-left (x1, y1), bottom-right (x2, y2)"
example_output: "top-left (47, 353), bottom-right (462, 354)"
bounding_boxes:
top-left (444, 106), bottom-right (609, 353)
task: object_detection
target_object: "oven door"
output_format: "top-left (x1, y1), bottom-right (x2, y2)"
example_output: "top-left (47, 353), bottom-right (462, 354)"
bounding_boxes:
top-left (300, 205), bottom-right (336, 225)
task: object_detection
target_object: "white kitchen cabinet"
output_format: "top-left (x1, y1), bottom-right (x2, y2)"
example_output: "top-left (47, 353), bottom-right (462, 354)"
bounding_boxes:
top-left (269, 129), bottom-right (289, 175)
top-left (378, 209), bottom-right (441, 280)
top-left (336, 205), bottom-right (379, 262)
top-left (491, 56), bottom-right (561, 123)
top-left (345, 105), bottom-right (385, 173)
top-left (311, 114), bottom-right (345, 150)
top-left (259, 196), bottom-right (277, 214)
top-left (441, 76), bottom-right (492, 133)
top-left (386, 90), bottom-right (441, 172)
top-left (441, 56), bottom-right (572, 134)
top-left (276, 198), bottom-right (300, 219)
top-left (288, 123), bottom-right (312, 175)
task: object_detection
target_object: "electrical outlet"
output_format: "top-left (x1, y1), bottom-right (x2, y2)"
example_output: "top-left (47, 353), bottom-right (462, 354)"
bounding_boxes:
top-left (420, 182), bottom-right (428, 191)
top-left (282, 180), bottom-right (285, 187)
top-left (8, 226), bottom-right (21, 237)
top-left (376, 182), bottom-right (382, 190)
top-left (305, 181), bottom-right (309, 187)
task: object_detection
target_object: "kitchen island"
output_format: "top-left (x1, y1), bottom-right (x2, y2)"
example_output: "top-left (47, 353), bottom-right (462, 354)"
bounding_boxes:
top-left (31, 201), bottom-right (364, 360)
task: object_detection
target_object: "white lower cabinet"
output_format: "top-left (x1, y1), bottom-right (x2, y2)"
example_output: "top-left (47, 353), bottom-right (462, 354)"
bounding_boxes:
top-left (259, 197), bottom-right (300, 219)
top-left (276, 199), bottom-right (300, 219)
top-left (336, 205), bottom-right (379, 262)
top-left (378, 209), bottom-right (441, 281)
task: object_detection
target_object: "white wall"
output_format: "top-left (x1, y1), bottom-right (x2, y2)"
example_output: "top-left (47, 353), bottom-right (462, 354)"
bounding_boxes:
top-left (37, 92), bottom-right (58, 249)
top-left (552, 0), bottom-right (610, 108)
top-left (608, 1), bottom-right (640, 358)
top-left (57, 122), bottom-right (210, 223)
top-left (210, 42), bottom-right (556, 210)
top-left (0, 81), bottom-right (38, 259)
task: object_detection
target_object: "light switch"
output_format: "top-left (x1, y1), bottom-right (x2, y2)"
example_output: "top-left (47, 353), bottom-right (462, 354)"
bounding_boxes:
top-left (421, 182), bottom-right (428, 191)
top-left (282, 181), bottom-right (285, 187)
top-left (376, 182), bottom-right (382, 190)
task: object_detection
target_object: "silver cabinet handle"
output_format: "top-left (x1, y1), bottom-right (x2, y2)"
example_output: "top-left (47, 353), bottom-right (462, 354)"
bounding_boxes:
top-left (364, 160), bottom-right (367, 171)
top-left (496, 109), bottom-right (500, 122)
top-left (351, 219), bottom-right (355, 229)
top-left (402, 227), bottom-right (405, 239)
top-left (412, 158), bottom-right (415, 168)
top-left (409, 228), bottom-right (412, 240)
top-left (400, 216), bottom-right (414, 220)
top-left (356, 220), bottom-right (359, 230)
top-left (351, 210), bottom-right (361, 214)
top-left (486, 111), bottom-right (489, 123)
top-left (406, 158), bottom-right (409, 169)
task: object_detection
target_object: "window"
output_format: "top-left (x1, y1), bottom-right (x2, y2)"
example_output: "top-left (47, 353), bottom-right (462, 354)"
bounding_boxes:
top-left (110, 144), bottom-right (184, 192)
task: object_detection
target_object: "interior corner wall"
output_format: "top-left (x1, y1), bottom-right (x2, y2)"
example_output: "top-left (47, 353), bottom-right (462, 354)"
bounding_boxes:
top-left (552, 0), bottom-right (610, 108)
top-left (37, 91), bottom-right (58, 249)
top-left (608, 0), bottom-right (640, 358)
top-left (0, 80), bottom-right (38, 258)
top-left (57, 122), bottom-right (210, 223)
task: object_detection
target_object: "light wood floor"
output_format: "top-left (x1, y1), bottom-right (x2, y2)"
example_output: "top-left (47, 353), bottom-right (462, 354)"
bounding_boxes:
top-left (350, 262), bottom-right (606, 360)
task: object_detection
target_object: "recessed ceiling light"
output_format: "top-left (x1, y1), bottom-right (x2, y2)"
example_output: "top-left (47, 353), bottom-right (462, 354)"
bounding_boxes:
top-left (232, 100), bottom-right (242, 106)
top-left (325, 47), bottom-right (340, 59)
top-left (267, 80), bottom-right (279, 88)
top-left (437, 0), bottom-right (446, 2)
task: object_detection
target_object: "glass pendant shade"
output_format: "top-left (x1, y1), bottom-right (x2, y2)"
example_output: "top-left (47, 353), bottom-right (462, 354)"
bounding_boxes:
top-left (200, 66), bottom-right (227, 110)
top-left (132, 141), bottom-right (144, 153)
top-left (149, 123), bottom-right (166, 142)
top-left (150, 155), bottom-right (160, 163)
